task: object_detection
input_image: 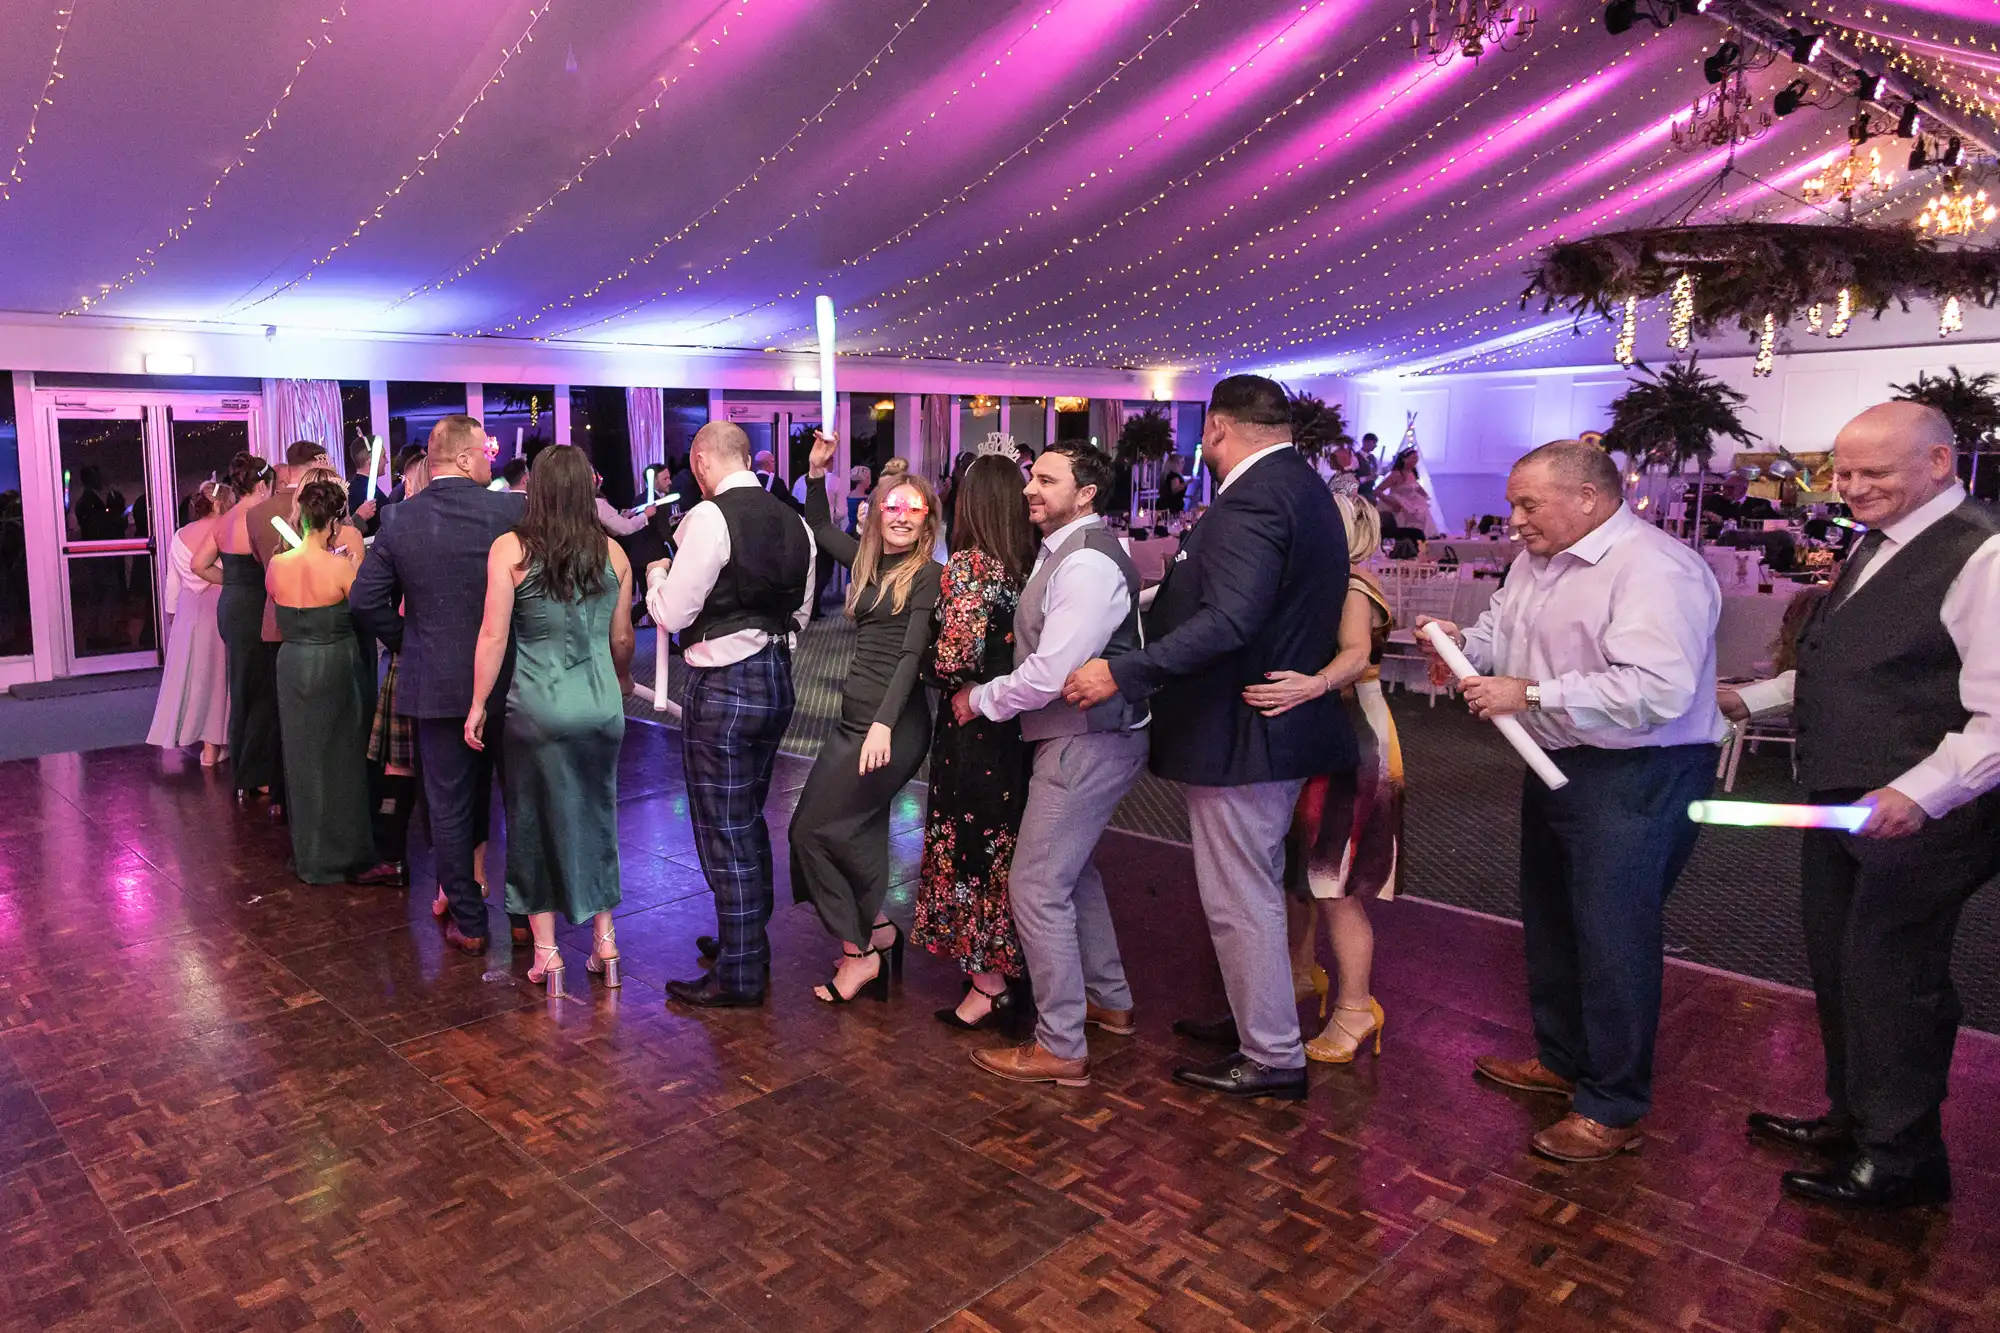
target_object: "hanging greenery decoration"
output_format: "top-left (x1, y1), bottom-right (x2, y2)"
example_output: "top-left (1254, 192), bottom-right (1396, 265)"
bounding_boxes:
top-left (1601, 356), bottom-right (1760, 471)
top-left (1115, 407), bottom-right (1174, 463)
top-left (1285, 390), bottom-right (1354, 466)
top-left (1524, 223), bottom-right (2000, 343)
top-left (1890, 365), bottom-right (2000, 452)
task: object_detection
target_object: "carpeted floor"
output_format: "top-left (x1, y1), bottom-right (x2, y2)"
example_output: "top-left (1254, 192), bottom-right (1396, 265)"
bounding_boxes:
top-left (0, 686), bottom-right (160, 761)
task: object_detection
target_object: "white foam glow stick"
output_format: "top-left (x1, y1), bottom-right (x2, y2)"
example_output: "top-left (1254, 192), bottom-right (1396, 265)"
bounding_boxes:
top-left (815, 295), bottom-right (837, 435)
top-left (363, 436), bottom-right (383, 503)
top-left (1420, 621), bottom-right (1569, 790)
top-left (652, 624), bottom-right (669, 713)
top-left (270, 515), bottom-right (304, 550)
top-left (647, 468), bottom-right (657, 507)
top-left (1688, 800), bottom-right (1868, 831)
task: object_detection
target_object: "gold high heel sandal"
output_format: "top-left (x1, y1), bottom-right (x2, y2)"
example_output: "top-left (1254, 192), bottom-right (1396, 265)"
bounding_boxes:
top-left (1305, 998), bottom-right (1384, 1065)
top-left (528, 944), bottom-right (567, 999)
top-left (585, 927), bottom-right (621, 988)
top-left (1293, 963), bottom-right (1330, 1018)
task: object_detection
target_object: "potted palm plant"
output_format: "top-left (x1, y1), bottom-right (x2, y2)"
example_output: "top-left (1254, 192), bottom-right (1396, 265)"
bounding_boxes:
top-left (1602, 357), bottom-right (1761, 544)
top-left (1891, 366), bottom-right (2000, 496)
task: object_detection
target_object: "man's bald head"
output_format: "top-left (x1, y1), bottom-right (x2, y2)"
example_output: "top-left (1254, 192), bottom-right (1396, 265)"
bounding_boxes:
top-left (1831, 401), bottom-right (1959, 528)
top-left (690, 421), bottom-right (752, 499)
top-left (753, 450), bottom-right (776, 472)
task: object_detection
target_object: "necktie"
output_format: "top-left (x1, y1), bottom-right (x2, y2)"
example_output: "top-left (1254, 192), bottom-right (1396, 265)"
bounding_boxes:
top-left (1834, 529), bottom-right (1888, 605)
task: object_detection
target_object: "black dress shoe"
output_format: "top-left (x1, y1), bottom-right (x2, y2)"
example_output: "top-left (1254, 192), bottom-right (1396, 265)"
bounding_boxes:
top-left (1172, 1052), bottom-right (1308, 1101)
top-left (1747, 1111), bottom-right (1856, 1155)
top-left (1782, 1152), bottom-right (1950, 1209)
top-left (353, 860), bottom-right (408, 888)
top-left (665, 973), bottom-right (765, 1009)
top-left (1172, 1014), bottom-right (1240, 1048)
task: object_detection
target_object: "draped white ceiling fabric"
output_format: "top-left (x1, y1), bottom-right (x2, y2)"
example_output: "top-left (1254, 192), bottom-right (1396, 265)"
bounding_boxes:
top-left (0, 0), bottom-right (1995, 377)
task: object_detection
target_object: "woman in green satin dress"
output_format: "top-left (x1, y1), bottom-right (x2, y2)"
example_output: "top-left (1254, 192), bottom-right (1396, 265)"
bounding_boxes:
top-left (467, 445), bottom-right (636, 998)
top-left (266, 478), bottom-right (390, 884)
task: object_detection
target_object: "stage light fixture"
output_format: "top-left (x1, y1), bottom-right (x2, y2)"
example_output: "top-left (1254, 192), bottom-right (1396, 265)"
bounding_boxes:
top-left (1897, 103), bottom-right (1921, 137)
top-left (1910, 140), bottom-right (1929, 170)
top-left (1680, 0), bottom-right (1709, 12)
top-left (1785, 28), bottom-right (1822, 62)
top-left (1704, 40), bottom-right (1740, 83)
top-left (1942, 136), bottom-right (1963, 167)
top-left (1604, 0), bottom-right (1636, 35)
top-left (1855, 72), bottom-right (1882, 102)
top-left (1774, 79), bottom-right (1809, 116)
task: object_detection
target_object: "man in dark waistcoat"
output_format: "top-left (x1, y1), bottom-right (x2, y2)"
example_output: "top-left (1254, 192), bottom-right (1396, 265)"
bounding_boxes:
top-left (1724, 402), bottom-right (2000, 1209)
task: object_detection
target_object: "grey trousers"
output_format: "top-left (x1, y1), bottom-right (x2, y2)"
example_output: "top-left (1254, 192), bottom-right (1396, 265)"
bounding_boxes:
top-left (1009, 730), bottom-right (1149, 1062)
top-left (1184, 779), bottom-right (1309, 1070)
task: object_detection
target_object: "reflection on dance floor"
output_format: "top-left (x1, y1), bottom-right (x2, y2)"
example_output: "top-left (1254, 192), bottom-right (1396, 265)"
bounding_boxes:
top-left (1, 738), bottom-right (1996, 1331)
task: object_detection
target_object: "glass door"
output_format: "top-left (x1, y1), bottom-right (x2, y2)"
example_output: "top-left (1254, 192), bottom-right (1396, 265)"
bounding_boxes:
top-left (49, 405), bottom-right (156, 672)
top-left (36, 390), bottom-right (263, 677)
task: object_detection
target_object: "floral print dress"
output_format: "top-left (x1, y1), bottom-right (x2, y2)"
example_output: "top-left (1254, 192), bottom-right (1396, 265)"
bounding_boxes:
top-left (913, 549), bottom-right (1033, 977)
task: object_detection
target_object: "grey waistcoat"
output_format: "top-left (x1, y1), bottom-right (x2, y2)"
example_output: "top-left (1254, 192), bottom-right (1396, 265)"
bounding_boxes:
top-left (1015, 522), bottom-right (1147, 742)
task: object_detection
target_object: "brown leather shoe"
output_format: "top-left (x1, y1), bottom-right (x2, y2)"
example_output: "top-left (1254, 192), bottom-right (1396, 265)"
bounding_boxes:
top-left (971, 1041), bottom-right (1090, 1087)
top-left (1084, 1002), bottom-right (1135, 1036)
top-left (1531, 1112), bottom-right (1642, 1163)
top-left (1473, 1054), bottom-right (1575, 1098)
top-left (442, 921), bottom-right (490, 955)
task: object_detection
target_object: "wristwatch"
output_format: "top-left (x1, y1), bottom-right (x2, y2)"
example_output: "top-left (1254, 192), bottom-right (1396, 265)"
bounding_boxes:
top-left (1524, 683), bottom-right (1542, 712)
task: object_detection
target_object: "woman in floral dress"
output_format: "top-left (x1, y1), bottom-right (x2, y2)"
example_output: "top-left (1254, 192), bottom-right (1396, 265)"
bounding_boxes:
top-left (914, 452), bottom-right (1040, 1033)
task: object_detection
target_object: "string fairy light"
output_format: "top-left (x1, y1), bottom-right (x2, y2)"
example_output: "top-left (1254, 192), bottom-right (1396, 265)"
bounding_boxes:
top-left (1941, 294), bottom-right (1963, 336)
top-left (67, 3), bottom-right (353, 314)
top-left (1615, 295), bottom-right (1638, 364)
top-left (1667, 273), bottom-right (1694, 350)
top-left (1806, 301), bottom-right (1823, 334)
top-left (388, 0), bottom-right (765, 309)
top-left (2, 0), bottom-right (79, 204)
top-left (230, 0), bottom-right (557, 314)
top-left (1754, 312), bottom-right (1776, 376)
top-left (478, 0), bottom-right (950, 338)
top-left (1830, 285), bottom-right (1852, 337)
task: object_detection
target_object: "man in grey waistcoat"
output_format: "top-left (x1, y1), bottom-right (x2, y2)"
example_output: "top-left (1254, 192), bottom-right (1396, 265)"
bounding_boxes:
top-left (958, 442), bottom-right (1149, 1089)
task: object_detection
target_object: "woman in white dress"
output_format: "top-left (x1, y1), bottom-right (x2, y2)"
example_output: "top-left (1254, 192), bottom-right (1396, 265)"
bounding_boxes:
top-left (148, 480), bottom-right (235, 764)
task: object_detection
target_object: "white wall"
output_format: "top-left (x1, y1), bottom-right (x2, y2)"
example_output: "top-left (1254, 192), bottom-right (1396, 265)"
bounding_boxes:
top-left (1304, 338), bottom-right (2000, 528)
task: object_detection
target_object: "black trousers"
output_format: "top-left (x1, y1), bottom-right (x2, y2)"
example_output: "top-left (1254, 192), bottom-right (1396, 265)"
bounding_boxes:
top-left (1520, 743), bottom-right (1716, 1127)
top-left (414, 715), bottom-right (500, 939)
top-left (1801, 788), bottom-right (2000, 1170)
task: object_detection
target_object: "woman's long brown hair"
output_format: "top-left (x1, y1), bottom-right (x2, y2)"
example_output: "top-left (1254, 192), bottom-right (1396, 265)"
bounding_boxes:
top-left (847, 473), bottom-right (941, 617)
top-left (949, 454), bottom-right (1036, 583)
top-left (518, 444), bottom-right (610, 603)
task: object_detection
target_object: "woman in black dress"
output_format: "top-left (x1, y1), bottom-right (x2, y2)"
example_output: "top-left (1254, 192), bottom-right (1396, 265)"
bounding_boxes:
top-left (915, 453), bottom-right (1038, 1032)
top-left (795, 431), bottom-right (942, 1004)
top-left (194, 452), bottom-right (278, 806)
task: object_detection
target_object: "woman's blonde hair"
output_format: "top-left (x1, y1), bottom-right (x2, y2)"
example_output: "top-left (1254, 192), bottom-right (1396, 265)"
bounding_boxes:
top-left (1336, 492), bottom-right (1381, 563)
top-left (402, 456), bottom-right (432, 499)
top-left (847, 474), bottom-right (941, 617)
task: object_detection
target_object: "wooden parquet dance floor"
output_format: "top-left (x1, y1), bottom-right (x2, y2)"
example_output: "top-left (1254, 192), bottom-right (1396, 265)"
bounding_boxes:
top-left (2, 732), bottom-right (1996, 1332)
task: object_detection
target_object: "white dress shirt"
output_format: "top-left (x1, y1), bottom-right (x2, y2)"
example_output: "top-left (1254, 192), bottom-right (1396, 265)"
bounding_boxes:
top-left (1462, 502), bottom-right (1728, 750)
top-left (643, 471), bottom-right (817, 669)
top-left (1216, 440), bottom-right (1294, 494)
top-left (971, 514), bottom-right (1132, 722)
top-left (1736, 483), bottom-right (2000, 817)
top-left (595, 495), bottom-right (651, 536)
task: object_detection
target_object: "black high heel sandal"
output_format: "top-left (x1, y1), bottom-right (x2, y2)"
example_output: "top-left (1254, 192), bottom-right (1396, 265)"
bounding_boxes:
top-left (815, 945), bottom-right (889, 1004)
top-left (936, 978), bottom-right (1018, 1032)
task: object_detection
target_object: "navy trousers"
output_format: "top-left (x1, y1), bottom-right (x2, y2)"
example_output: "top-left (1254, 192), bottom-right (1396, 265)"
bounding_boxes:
top-left (1519, 743), bottom-right (1716, 1128)
top-left (680, 644), bottom-right (796, 995)
top-left (1802, 788), bottom-right (2000, 1170)
top-left (414, 715), bottom-right (499, 939)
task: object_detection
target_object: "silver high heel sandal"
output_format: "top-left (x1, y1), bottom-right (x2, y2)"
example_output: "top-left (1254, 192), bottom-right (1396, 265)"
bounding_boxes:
top-left (529, 943), bottom-right (567, 999)
top-left (585, 927), bottom-right (621, 988)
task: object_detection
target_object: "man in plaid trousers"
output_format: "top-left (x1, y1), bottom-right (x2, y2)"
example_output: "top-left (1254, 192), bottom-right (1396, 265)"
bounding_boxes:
top-left (645, 422), bottom-right (816, 1006)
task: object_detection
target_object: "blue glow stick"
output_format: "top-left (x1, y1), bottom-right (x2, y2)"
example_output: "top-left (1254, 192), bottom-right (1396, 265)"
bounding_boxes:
top-left (1687, 800), bottom-right (1869, 831)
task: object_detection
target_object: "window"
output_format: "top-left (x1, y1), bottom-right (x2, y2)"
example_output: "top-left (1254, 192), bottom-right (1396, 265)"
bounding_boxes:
top-left (848, 395), bottom-right (896, 484)
top-left (386, 381), bottom-right (467, 455)
top-left (569, 387), bottom-right (633, 506)
top-left (0, 375), bottom-right (27, 657)
top-left (481, 384), bottom-right (555, 468)
top-left (339, 382), bottom-right (372, 472)
top-left (959, 394), bottom-right (999, 452)
top-left (1054, 396), bottom-right (1090, 442)
top-left (1009, 397), bottom-right (1046, 455)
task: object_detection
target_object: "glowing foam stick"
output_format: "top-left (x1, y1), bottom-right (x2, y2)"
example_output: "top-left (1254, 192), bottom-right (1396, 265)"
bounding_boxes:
top-left (660, 492), bottom-right (680, 506)
top-left (488, 479), bottom-right (509, 491)
top-left (1830, 516), bottom-right (1867, 531)
top-left (1688, 800), bottom-right (1869, 831)
top-left (363, 436), bottom-right (384, 503)
top-left (269, 515), bottom-right (304, 551)
top-left (814, 294), bottom-right (837, 436)
top-left (1420, 621), bottom-right (1569, 790)
top-left (653, 624), bottom-right (669, 713)
top-left (646, 468), bottom-right (657, 507)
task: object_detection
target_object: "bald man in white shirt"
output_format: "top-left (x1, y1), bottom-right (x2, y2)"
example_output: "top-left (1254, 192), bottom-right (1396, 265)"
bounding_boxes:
top-left (1722, 402), bottom-right (2000, 1209)
top-left (1422, 439), bottom-right (1726, 1165)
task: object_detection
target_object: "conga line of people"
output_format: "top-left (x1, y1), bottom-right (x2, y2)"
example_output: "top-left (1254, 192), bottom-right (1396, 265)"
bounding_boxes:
top-left (174, 382), bottom-right (1994, 1209)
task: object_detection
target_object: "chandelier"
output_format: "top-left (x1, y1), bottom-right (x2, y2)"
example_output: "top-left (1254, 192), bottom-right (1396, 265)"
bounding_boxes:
top-left (1671, 71), bottom-right (1770, 153)
top-left (1915, 174), bottom-right (1997, 238)
top-left (1804, 142), bottom-right (1894, 209)
top-left (1411, 0), bottom-right (1535, 65)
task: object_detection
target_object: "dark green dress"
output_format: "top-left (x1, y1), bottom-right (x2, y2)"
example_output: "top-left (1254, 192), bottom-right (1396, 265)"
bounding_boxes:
top-left (276, 603), bottom-right (377, 883)
top-left (502, 564), bottom-right (625, 922)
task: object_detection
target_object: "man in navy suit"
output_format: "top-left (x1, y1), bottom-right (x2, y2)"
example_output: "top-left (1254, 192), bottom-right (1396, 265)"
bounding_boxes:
top-left (1065, 375), bottom-right (1353, 1099)
top-left (352, 415), bottom-right (526, 954)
